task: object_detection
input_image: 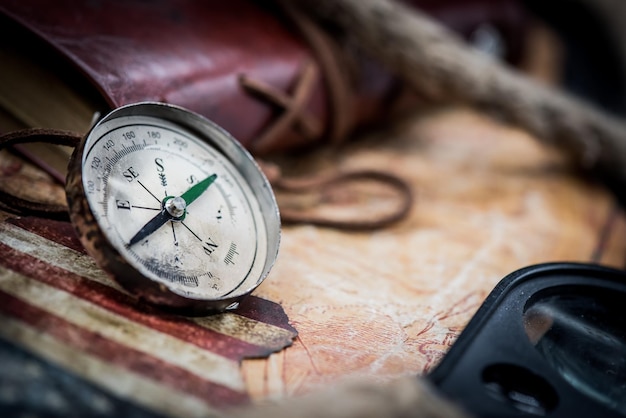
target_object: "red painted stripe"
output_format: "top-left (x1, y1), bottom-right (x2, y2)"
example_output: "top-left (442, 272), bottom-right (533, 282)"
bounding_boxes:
top-left (0, 242), bottom-right (282, 360)
top-left (7, 216), bottom-right (86, 253)
top-left (0, 290), bottom-right (250, 408)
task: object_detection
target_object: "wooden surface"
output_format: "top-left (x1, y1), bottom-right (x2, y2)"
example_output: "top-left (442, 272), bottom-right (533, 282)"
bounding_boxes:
top-left (1, 106), bottom-right (626, 415)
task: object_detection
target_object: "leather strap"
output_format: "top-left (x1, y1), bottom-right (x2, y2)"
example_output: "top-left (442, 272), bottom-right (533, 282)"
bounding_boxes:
top-left (275, 0), bottom-right (356, 144)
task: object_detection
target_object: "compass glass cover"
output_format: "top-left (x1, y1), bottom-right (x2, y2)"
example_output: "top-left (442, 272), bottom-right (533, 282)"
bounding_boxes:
top-left (81, 114), bottom-right (270, 301)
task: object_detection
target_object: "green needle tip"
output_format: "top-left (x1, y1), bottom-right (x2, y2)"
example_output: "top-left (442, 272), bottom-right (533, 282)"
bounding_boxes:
top-left (181, 173), bottom-right (217, 205)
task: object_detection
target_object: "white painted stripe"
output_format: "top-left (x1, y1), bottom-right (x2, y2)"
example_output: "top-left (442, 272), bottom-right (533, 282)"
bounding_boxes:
top-left (0, 222), bottom-right (124, 292)
top-left (0, 313), bottom-right (216, 418)
top-left (193, 313), bottom-right (295, 348)
top-left (0, 267), bottom-right (245, 392)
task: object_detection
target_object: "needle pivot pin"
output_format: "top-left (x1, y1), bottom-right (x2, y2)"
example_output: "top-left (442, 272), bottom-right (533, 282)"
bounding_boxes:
top-left (165, 196), bottom-right (187, 218)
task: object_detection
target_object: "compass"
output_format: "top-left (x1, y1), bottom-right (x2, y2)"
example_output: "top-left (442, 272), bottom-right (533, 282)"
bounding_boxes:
top-left (65, 102), bottom-right (281, 314)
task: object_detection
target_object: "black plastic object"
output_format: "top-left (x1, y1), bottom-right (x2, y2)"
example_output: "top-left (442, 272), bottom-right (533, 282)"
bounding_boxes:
top-left (427, 262), bottom-right (626, 418)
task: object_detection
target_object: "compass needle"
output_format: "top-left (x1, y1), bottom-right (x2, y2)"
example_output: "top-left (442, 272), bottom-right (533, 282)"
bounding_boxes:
top-left (127, 210), bottom-right (171, 247)
top-left (66, 102), bottom-right (280, 313)
top-left (181, 174), bottom-right (217, 206)
top-left (127, 174), bottom-right (217, 246)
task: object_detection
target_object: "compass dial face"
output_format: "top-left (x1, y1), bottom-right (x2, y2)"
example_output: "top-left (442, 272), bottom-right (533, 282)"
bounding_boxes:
top-left (80, 113), bottom-right (271, 301)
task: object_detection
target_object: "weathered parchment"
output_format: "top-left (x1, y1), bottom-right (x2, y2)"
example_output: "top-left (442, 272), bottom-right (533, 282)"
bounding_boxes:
top-left (242, 108), bottom-right (626, 400)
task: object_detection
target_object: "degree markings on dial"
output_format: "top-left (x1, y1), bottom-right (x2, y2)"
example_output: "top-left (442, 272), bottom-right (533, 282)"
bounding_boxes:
top-left (224, 242), bottom-right (238, 265)
top-left (98, 142), bottom-right (146, 216)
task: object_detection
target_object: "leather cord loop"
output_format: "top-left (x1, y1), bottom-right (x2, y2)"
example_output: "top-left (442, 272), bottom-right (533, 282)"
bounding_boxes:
top-left (259, 160), bottom-right (414, 230)
top-left (0, 127), bottom-right (81, 148)
top-left (0, 128), bottom-right (81, 220)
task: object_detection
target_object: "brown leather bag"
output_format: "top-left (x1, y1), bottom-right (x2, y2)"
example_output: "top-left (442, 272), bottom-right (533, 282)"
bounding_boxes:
top-left (0, 0), bottom-right (530, 155)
